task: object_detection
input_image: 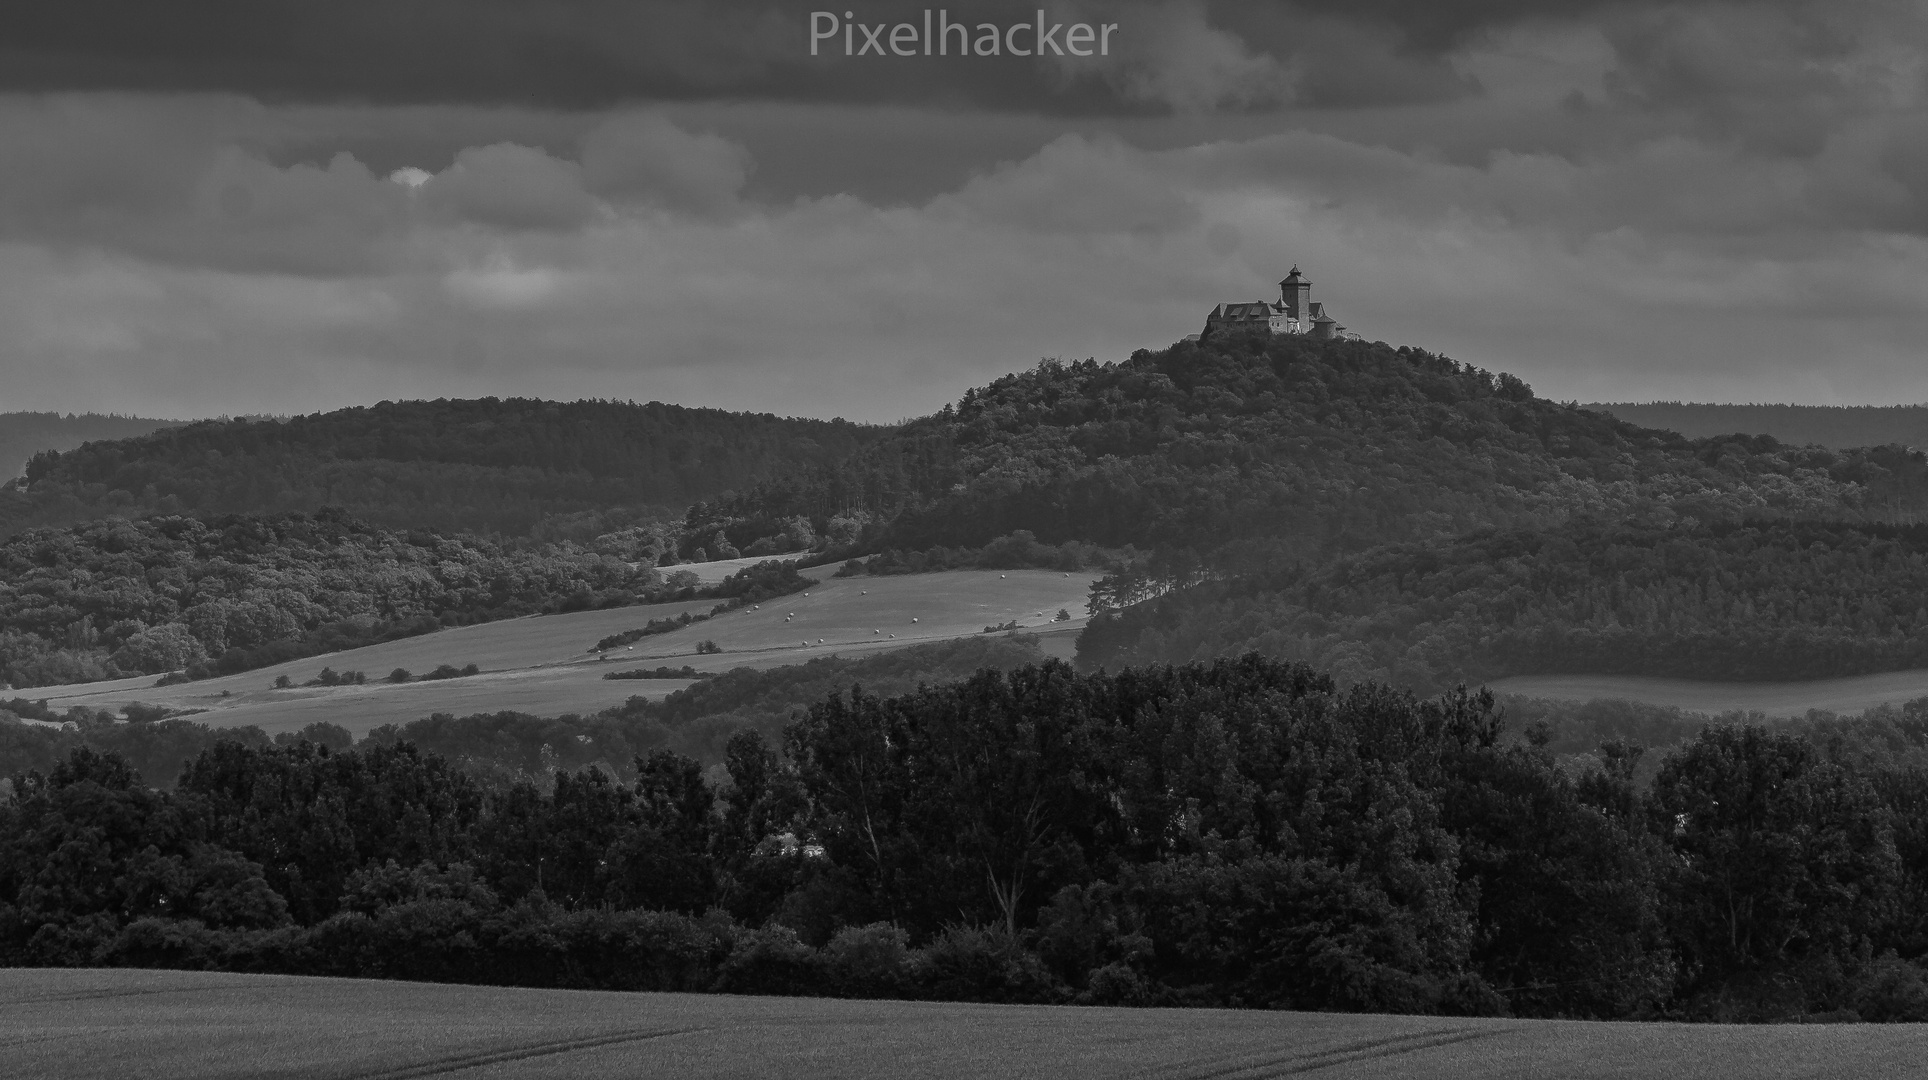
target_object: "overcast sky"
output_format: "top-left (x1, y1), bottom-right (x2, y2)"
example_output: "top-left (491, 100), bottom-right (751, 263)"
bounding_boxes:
top-left (1, 0), bottom-right (1925, 421)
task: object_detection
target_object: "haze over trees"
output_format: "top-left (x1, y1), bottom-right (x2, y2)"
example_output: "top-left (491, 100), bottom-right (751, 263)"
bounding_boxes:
top-left (0, 412), bottom-right (180, 481)
top-left (1592, 403), bottom-right (1928, 450)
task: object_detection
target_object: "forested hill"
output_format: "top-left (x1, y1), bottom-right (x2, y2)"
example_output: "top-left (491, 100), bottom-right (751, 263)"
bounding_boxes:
top-left (0, 399), bottom-right (887, 541)
top-left (687, 330), bottom-right (1928, 572)
top-left (1079, 518), bottom-right (1928, 691)
top-left (0, 412), bottom-right (180, 481)
top-left (1591, 402), bottom-right (1928, 449)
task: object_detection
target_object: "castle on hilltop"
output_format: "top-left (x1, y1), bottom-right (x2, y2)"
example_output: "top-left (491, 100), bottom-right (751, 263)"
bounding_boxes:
top-left (1198, 266), bottom-right (1358, 341)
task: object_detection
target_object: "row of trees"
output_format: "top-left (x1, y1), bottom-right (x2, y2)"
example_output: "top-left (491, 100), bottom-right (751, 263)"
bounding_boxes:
top-left (9, 656), bottom-right (1928, 1020)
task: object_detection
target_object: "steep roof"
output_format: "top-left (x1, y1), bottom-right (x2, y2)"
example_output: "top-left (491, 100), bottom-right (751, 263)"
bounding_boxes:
top-left (1211, 301), bottom-right (1274, 319)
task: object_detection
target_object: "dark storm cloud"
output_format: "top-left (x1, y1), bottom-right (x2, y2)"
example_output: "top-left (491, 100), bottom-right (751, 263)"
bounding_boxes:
top-left (0, 0), bottom-right (1115, 111)
top-left (3, 0), bottom-right (1926, 420)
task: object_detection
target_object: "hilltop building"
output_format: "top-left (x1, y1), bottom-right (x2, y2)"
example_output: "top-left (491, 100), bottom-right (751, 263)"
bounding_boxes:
top-left (1199, 266), bottom-right (1358, 341)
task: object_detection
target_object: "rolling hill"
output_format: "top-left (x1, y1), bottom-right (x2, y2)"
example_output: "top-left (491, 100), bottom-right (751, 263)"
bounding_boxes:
top-left (687, 333), bottom-right (1928, 576)
top-left (16, 334), bottom-right (1928, 700)
top-left (0, 398), bottom-right (888, 540)
top-left (1078, 518), bottom-right (1928, 693)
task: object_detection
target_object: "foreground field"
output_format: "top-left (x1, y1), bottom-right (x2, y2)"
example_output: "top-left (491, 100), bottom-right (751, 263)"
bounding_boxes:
top-left (27, 571), bottom-right (1093, 735)
top-left (1486, 669), bottom-right (1928, 717)
top-left (7, 969), bottom-right (1924, 1080)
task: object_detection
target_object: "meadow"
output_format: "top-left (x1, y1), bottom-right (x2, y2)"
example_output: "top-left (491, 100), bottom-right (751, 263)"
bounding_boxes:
top-left (27, 570), bottom-right (1094, 735)
top-left (8, 968), bottom-right (1924, 1080)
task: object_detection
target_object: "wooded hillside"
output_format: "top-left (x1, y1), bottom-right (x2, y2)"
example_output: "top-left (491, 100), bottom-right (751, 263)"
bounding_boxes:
top-left (1080, 519), bottom-right (1928, 691)
top-left (689, 332), bottom-right (1928, 569)
top-left (0, 399), bottom-right (886, 540)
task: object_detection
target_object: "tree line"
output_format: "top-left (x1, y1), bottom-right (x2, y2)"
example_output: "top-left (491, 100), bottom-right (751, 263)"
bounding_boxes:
top-left (9, 655), bottom-right (1928, 1021)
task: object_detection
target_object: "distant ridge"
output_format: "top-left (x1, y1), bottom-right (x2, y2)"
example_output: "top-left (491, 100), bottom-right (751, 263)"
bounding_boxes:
top-left (0, 398), bottom-right (888, 540)
top-left (1587, 402), bottom-right (1928, 449)
top-left (0, 411), bottom-right (180, 480)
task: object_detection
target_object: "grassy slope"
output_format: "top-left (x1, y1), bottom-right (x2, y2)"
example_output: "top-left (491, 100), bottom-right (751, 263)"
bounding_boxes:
top-left (30, 570), bottom-right (1094, 735)
top-left (9, 968), bottom-right (1924, 1079)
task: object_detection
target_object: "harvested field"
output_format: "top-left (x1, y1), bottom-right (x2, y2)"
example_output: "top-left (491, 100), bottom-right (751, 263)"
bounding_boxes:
top-left (7, 968), bottom-right (1922, 1079)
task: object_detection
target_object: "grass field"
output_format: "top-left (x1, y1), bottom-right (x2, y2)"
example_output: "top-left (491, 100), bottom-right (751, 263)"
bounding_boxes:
top-left (7, 968), bottom-right (1925, 1079)
top-left (1486, 670), bottom-right (1928, 717)
top-left (28, 571), bottom-right (1095, 736)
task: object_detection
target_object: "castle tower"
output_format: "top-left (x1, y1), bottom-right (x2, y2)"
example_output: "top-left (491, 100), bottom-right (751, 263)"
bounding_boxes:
top-left (1308, 302), bottom-right (1336, 340)
top-left (1279, 265), bottom-right (1311, 325)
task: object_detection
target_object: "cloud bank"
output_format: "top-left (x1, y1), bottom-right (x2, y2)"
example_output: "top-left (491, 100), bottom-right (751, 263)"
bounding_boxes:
top-left (0, 0), bottom-right (1924, 418)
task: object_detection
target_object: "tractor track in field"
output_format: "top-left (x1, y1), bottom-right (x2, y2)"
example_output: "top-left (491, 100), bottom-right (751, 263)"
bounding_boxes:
top-left (1155, 1027), bottom-right (1503, 1080)
top-left (0, 980), bottom-right (268, 1006)
top-left (335, 1027), bottom-right (707, 1079)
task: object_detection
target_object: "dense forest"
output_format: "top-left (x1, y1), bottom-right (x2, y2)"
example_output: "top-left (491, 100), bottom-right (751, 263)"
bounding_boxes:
top-left (0, 412), bottom-right (179, 481)
top-left (1594, 402), bottom-right (1928, 450)
top-left (10, 655), bottom-right (1928, 1022)
top-left (0, 509), bottom-right (818, 690)
top-left (1079, 519), bottom-right (1928, 691)
top-left (0, 399), bottom-right (885, 541)
top-left (686, 331), bottom-right (1928, 571)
